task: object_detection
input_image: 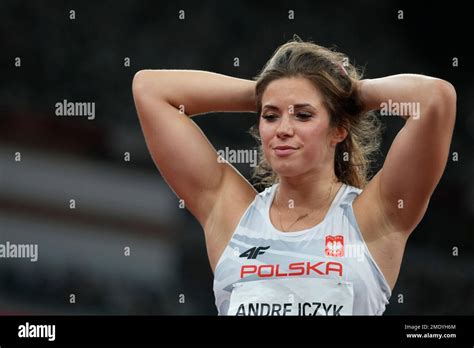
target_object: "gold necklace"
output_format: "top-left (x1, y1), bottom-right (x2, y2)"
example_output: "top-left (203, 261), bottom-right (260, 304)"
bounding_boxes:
top-left (275, 180), bottom-right (335, 232)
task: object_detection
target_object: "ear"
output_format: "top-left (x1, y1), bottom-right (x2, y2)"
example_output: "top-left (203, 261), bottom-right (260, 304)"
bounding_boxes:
top-left (330, 124), bottom-right (348, 146)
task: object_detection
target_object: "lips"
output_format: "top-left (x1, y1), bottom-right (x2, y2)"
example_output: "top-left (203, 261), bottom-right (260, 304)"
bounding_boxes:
top-left (273, 145), bottom-right (299, 157)
top-left (274, 145), bottom-right (297, 150)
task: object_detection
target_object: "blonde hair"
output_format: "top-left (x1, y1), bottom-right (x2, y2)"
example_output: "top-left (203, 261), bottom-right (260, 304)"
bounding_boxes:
top-left (250, 37), bottom-right (382, 191)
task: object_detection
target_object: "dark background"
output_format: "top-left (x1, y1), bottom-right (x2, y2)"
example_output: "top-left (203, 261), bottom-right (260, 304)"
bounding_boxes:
top-left (0, 0), bottom-right (472, 315)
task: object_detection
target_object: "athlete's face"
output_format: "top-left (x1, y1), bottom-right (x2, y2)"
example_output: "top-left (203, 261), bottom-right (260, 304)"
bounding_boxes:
top-left (259, 77), bottom-right (347, 178)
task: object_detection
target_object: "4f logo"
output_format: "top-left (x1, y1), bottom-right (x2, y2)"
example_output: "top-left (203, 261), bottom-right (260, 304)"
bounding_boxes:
top-left (325, 235), bottom-right (344, 257)
top-left (239, 246), bottom-right (270, 259)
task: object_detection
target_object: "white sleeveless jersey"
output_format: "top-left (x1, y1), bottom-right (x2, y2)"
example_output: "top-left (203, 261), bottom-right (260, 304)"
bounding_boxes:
top-left (213, 183), bottom-right (391, 315)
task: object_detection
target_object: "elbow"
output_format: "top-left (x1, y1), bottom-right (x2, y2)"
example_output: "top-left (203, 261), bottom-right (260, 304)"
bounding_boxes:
top-left (132, 69), bottom-right (169, 107)
top-left (435, 79), bottom-right (457, 101)
top-left (132, 70), bottom-right (159, 122)
top-left (427, 79), bottom-right (457, 117)
top-left (132, 70), bottom-right (152, 100)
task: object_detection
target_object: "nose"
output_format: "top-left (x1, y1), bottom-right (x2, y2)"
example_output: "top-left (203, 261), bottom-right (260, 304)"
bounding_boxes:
top-left (276, 114), bottom-right (294, 138)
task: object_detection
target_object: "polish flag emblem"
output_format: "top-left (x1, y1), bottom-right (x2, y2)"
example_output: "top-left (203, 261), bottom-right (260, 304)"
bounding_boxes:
top-left (325, 235), bottom-right (344, 257)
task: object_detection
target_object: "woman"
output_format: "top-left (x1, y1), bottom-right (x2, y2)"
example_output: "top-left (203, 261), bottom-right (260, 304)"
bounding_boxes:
top-left (132, 39), bottom-right (456, 315)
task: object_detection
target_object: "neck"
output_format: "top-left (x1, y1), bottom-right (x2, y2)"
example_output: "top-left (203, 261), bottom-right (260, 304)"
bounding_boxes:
top-left (276, 170), bottom-right (340, 212)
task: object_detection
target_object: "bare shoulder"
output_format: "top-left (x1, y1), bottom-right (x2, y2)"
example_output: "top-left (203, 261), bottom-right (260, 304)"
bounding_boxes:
top-left (204, 164), bottom-right (258, 272)
top-left (352, 172), bottom-right (410, 290)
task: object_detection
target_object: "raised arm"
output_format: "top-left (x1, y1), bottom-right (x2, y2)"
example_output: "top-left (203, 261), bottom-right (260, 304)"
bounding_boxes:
top-left (357, 74), bottom-right (457, 234)
top-left (132, 70), bottom-right (257, 230)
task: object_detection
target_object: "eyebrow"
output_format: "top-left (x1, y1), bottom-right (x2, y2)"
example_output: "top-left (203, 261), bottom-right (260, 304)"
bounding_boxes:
top-left (262, 103), bottom-right (317, 111)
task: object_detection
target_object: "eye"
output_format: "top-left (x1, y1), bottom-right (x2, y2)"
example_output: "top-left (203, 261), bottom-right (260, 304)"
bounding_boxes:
top-left (261, 114), bottom-right (278, 121)
top-left (296, 112), bottom-right (313, 120)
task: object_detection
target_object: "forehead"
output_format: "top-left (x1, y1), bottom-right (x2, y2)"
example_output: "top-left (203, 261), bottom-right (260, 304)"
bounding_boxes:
top-left (262, 77), bottom-right (324, 108)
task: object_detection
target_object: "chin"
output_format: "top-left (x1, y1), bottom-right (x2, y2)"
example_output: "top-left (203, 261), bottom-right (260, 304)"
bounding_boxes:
top-left (271, 162), bottom-right (306, 178)
top-left (269, 154), bottom-right (320, 177)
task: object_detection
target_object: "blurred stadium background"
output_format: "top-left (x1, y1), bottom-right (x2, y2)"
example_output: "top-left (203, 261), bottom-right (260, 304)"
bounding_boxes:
top-left (0, 0), bottom-right (472, 315)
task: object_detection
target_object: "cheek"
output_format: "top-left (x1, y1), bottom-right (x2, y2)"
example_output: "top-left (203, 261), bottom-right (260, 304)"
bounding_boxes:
top-left (299, 125), bottom-right (330, 155)
top-left (258, 122), bottom-right (273, 145)
top-left (299, 124), bottom-right (322, 143)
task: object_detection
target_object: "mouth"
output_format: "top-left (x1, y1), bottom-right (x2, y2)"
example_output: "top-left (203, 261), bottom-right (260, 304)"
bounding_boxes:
top-left (273, 145), bottom-right (299, 157)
